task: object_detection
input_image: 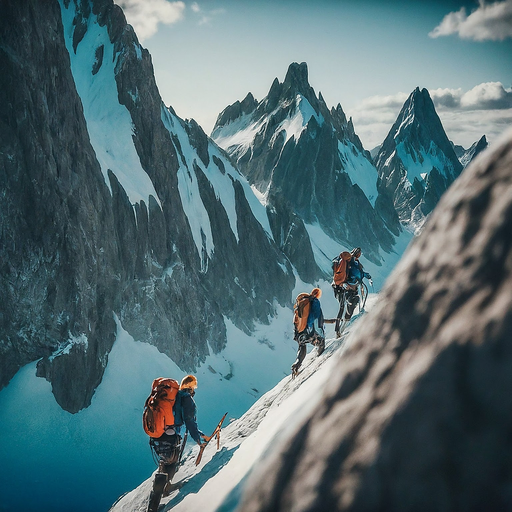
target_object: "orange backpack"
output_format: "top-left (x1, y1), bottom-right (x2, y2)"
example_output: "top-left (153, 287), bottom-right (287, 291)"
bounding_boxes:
top-left (293, 293), bottom-right (312, 334)
top-left (142, 378), bottom-right (180, 438)
top-left (332, 251), bottom-right (351, 286)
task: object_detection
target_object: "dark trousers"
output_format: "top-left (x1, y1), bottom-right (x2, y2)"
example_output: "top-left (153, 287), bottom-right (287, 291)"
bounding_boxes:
top-left (292, 340), bottom-right (307, 370)
top-left (334, 286), bottom-right (360, 334)
top-left (151, 433), bottom-right (181, 482)
top-left (344, 289), bottom-right (360, 320)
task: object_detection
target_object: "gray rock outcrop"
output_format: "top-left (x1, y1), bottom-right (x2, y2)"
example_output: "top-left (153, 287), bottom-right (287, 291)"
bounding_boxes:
top-left (239, 129), bottom-right (512, 511)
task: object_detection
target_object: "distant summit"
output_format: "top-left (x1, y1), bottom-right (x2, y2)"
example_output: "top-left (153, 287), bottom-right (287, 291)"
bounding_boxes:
top-left (459, 136), bottom-right (488, 168)
top-left (375, 87), bottom-right (463, 229)
top-left (212, 62), bottom-right (398, 271)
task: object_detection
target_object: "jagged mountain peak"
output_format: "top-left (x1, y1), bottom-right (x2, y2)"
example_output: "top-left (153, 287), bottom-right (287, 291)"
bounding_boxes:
top-left (213, 92), bottom-right (258, 131)
top-left (331, 103), bottom-right (348, 126)
top-left (212, 62), bottom-right (398, 268)
top-left (394, 87), bottom-right (443, 137)
top-left (375, 86), bottom-right (463, 228)
top-left (265, 61), bottom-right (321, 115)
top-left (459, 134), bottom-right (488, 168)
top-left (377, 86), bottom-right (461, 164)
top-left (282, 61), bottom-right (309, 90)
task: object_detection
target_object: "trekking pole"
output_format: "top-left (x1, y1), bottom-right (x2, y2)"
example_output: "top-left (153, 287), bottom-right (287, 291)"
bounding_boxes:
top-left (361, 282), bottom-right (368, 310)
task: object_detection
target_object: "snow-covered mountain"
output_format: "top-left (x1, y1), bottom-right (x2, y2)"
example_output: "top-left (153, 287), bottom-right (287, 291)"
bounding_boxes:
top-left (375, 87), bottom-right (463, 230)
top-left (112, 128), bottom-right (512, 512)
top-left (3, 1), bottom-right (487, 511)
top-left (0, 0), bottom-right (296, 415)
top-left (212, 62), bottom-right (399, 271)
top-left (0, 2), bottom-right (409, 511)
top-left (453, 135), bottom-right (488, 168)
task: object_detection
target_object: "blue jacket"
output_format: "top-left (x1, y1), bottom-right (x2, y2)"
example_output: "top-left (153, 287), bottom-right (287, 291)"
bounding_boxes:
top-left (307, 297), bottom-right (323, 330)
top-left (173, 389), bottom-right (204, 443)
top-left (346, 258), bottom-right (371, 286)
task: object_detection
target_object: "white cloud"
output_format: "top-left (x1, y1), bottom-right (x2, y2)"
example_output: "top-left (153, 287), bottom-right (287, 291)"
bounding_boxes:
top-left (429, 0), bottom-right (512, 41)
top-left (430, 82), bottom-right (512, 110)
top-left (116, 0), bottom-right (185, 41)
top-left (189, 3), bottom-right (226, 26)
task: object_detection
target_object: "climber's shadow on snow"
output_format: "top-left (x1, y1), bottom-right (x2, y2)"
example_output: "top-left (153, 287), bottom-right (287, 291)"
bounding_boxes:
top-left (165, 446), bottom-right (237, 509)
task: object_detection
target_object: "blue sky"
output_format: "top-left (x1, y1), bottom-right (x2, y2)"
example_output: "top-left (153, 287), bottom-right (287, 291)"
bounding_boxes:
top-left (117, 0), bottom-right (512, 149)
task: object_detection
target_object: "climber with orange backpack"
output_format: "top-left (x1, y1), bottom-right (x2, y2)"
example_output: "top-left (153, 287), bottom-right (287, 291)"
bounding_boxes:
top-left (143, 375), bottom-right (206, 512)
top-left (291, 287), bottom-right (325, 377)
top-left (332, 247), bottom-right (372, 338)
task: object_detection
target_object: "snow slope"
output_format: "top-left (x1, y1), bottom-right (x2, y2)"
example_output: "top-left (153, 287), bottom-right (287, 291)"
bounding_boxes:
top-left (110, 297), bottom-right (377, 512)
top-left (0, 308), bottom-right (299, 512)
top-left (59, 0), bottom-right (161, 207)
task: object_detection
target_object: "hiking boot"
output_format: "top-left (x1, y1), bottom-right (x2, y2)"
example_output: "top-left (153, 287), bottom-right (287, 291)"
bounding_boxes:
top-left (316, 338), bottom-right (325, 356)
top-left (148, 472), bottom-right (167, 512)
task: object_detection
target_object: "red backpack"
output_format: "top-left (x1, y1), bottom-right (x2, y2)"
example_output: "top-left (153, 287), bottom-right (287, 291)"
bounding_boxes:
top-left (142, 378), bottom-right (180, 438)
top-left (332, 251), bottom-right (351, 286)
top-left (293, 293), bottom-right (312, 334)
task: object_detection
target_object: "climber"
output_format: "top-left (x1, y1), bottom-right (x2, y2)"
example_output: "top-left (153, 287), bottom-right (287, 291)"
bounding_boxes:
top-left (332, 247), bottom-right (372, 337)
top-left (291, 287), bottom-right (325, 376)
top-left (144, 374), bottom-right (207, 512)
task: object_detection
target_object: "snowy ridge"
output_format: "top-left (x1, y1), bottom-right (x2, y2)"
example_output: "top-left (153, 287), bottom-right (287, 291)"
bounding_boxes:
top-left (277, 94), bottom-right (324, 145)
top-left (110, 300), bottom-right (377, 512)
top-left (211, 113), bottom-right (263, 157)
top-left (396, 140), bottom-right (454, 185)
top-left (59, 0), bottom-right (161, 208)
top-left (161, 106), bottom-right (275, 262)
top-left (337, 139), bottom-right (379, 206)
top-left (213, 93), bottom-right (323, 157)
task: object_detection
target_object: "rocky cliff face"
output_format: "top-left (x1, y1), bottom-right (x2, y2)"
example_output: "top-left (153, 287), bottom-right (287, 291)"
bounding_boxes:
top-left (0, 0), bottom-right (120, 412)
top-left (212, 62), bottom-right (398, 270)
top-left (238, 129), bottom-right (512, 511)
top-left (375, 88), bottom-right (463, 229)
top-left (0, 0), bottom-right (294, 412)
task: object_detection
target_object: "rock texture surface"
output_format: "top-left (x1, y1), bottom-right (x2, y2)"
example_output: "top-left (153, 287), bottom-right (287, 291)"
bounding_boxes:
top-left (239, 129), bottom-right (512, 511)
top-left (0, 0), bottom-right (120, 412)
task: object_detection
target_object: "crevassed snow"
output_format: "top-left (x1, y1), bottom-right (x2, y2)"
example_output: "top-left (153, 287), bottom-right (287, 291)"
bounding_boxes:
top-left (59, 1), bottom-right (161, 208)
top-left (338, 140), bottom-right (379, 206)
top-left (396, 140), bottom-right (451, 185)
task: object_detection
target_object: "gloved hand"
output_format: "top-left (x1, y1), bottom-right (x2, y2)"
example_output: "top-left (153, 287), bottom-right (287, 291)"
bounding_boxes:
top-left (369, 279), bottom-right (373, 286)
